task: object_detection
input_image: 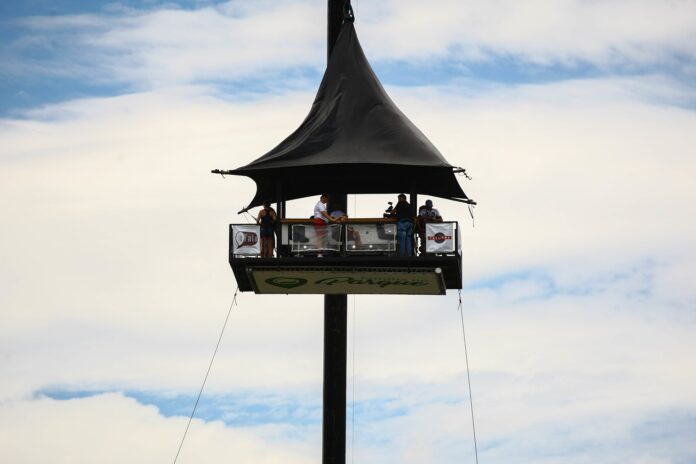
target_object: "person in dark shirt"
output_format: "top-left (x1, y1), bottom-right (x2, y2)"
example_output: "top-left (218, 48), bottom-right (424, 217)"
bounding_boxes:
top-left (391, 193), bottom-right (413, 256)
top-left (256, 201), bottom-right (277, 257)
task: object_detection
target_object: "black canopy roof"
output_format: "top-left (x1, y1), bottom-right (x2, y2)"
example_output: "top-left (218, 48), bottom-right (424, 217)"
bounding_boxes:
top-left (215, 21), bottom-right (474, 211)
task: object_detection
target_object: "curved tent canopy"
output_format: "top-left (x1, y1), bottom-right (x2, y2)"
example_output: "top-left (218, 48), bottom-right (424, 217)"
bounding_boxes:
top-left (216, 21), bottom-right (474, 211)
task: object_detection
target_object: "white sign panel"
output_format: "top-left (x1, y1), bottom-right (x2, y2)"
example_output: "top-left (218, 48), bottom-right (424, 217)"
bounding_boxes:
top-left (425, 222), bottom-right (455, 254)
top-left (231, 225), bottom-right (261, 255)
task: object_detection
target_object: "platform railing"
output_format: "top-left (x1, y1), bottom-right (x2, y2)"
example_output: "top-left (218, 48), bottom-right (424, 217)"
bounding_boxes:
top-left (229, 220), bottom-right (459, 258)
top-left (289, 223), bottom-right (342, 254)
top-left (290, 221), bottom-right (398, 255)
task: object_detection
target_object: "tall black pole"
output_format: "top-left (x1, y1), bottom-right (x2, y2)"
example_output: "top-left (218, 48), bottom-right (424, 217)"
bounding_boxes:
top-left (327, 0), bottom-right (344, 60)
top-left (323, 2), bottom-right (348, 464)
top-left (323, 294), bottom-right (347, 464)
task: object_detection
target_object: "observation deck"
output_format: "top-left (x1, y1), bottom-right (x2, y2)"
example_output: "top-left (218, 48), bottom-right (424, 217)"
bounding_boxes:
top-left (229, 218), bottom-right (462, 295)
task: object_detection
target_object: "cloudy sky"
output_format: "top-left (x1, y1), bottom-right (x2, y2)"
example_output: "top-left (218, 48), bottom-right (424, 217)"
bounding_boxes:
top-left (2, 1), bottom-right (696, 463)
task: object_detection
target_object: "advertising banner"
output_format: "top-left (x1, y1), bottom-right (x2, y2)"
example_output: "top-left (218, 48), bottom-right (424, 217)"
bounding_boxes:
top-left (248, 267), bottom-right (445, 295)
top-left (425, 222), bottom-right (455, 254)
top-left (231, 225), bottom-right (261, 256)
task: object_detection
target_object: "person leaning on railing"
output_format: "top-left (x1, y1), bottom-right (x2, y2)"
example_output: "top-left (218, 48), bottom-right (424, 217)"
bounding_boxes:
top-left (329, 204), bottom-right (348, 223)
top-left (330, 204), bottom-right (363, 249)
top-left (390, 193), bottom-right (413, 256)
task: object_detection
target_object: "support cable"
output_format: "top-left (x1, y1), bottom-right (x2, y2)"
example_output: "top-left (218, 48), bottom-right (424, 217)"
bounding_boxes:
top-left (172, 287), bottom-right (239, 464)
top-left (457, 289), bottom-right (480, 464)
top-left (351, 294), bottom-right (356, 464)
top-left (243, 210), bottom-right (255, 224)
top-left (351, 193), bottom-right (357, 464)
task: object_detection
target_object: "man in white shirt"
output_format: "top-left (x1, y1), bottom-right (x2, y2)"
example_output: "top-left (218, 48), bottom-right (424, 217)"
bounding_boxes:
top-left (418, 199), bottom-right (442, 222)
top-left (314, 194), bottom-right (333, 224)
top-left (313, 194), bottom-right (333, 256)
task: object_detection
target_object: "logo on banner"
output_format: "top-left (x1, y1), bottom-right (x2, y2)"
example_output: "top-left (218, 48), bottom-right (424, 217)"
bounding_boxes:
top-left (428, 232), bottom-right (452, 243)
top-left (265, 277), bottom-right (308, 289)
top-left (264, 275), bottom-right (427, 289)
top-left (315, 276), bottom-right (427, 288)
top-left (235, 231), bottom-right (258, 248)
top-left (425, 223), bottom-right (455, 253)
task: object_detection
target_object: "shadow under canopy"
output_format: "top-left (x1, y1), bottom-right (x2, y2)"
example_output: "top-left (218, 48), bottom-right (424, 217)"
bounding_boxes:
top-left (214, 21), bottom-right (475, 212)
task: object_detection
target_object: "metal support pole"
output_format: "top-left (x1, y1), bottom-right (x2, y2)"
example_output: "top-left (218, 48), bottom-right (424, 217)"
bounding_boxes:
top-left (324, 4), bottom-right (347, 463)
top-left (410, 191), bottom-right (418, 217)
top-left (275, 200), bottom-right (282, 255)
top-left (276, 184), bottom-right (284, 257)
top-left (411, 188), bottom-right (418, 256)
top-left (323, 294), bottom-right (347, 464)
top-left (327, 0), bottom-right (344, 60)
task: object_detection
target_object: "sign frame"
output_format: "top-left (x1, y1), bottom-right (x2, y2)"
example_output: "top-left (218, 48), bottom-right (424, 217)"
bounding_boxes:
top-left (424, 222), bottom-right (457, 254)
top-left (246, 266), bottom-right (446, 295)
top-left (230, 224), bottom-right (262, 256)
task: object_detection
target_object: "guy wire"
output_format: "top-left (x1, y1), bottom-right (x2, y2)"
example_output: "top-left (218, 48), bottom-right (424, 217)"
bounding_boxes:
top-left (351, 294), bottom-right (356, 464)
top-left (458, 289), bottom-right (479, 464)
top-left (172, 287), bottom-right (239, 464)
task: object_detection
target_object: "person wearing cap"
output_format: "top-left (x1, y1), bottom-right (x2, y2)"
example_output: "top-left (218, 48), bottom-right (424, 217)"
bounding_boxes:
top-left (418, 199), bottom-right (442, 222)
top-left (417, 199), bottom-right (443, 253)
top-left (390, 193), bottom-right (413, 256)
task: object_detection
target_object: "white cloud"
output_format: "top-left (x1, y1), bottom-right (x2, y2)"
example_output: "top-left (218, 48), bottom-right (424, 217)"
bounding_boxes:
top-left (7, 1), bottom-right (325, 88)
top-left (2, 76), bottom-right (695, 373)
top-left (381, 77), bottom-right (696, 279)
top-left (0, 393), bottom-right (318, 463)
top-left (357, 0), bottom-right (696, 68)
top-left (4, 0), bottom-right (696, 91)
top-left (2, 6), bottom-right (696, 458)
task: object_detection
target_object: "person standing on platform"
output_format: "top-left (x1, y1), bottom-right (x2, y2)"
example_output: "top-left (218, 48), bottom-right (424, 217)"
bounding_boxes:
top-left (313, 194), bottom-right (334, 256)
top-left (256, 201), bottom-right (277, 257)
top-left (391, 193), bottom-right (413, 256)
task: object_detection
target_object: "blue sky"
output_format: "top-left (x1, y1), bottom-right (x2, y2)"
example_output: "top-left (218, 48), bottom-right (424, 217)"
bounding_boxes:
top-left (1, 1), bottom-right (696, 463)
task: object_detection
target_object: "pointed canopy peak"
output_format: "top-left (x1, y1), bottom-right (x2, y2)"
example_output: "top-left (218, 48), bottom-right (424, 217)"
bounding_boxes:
top-left (224, 21), bottom-right (473, 209)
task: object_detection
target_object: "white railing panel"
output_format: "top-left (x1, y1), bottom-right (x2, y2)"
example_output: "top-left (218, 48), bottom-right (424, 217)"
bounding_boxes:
top-left (290, 223), bottom-right (342, 253)
top-left (344, 223), bottom-right (397, 253)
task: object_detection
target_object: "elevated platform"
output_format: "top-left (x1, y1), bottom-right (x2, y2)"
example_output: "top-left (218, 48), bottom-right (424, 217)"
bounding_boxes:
top-left (229, 220), bottom-right (462, 295)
